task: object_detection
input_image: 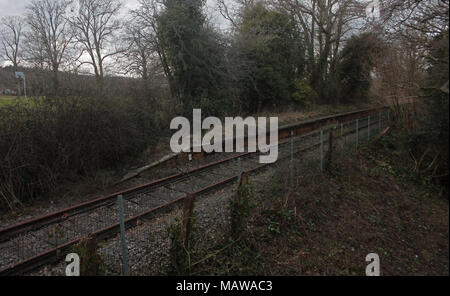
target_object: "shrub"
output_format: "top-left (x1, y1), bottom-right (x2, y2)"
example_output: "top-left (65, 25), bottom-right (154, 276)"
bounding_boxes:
top-left (336, 33), bottom-right (385, 104)
top-left (291, 79), bottom-right (318, 108)
top-left (72, 234), bottom-right (106, 276)
top-left (0, 96), bottom-right (160, 210)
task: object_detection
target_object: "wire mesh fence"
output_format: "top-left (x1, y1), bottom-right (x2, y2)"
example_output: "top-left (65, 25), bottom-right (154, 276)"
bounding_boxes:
top-left (0, 109), bottom-right (391, 275)
top-left (99, 109), bottom-right (391, 275)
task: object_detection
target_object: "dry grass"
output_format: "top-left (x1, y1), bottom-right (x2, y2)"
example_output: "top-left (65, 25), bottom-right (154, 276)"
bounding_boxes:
top-left (254, 157), bottom-right (448, 275)
top-left (189, 131), bottom-right (449, 275)
top-left (259, 103), bottom-right (375, 126)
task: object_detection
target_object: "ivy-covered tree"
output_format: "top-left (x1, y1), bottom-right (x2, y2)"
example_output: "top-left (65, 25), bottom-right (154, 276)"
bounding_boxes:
top-left (234, 2), bottom-right (305, 113)
top-left (335, 33), bottom-right (385, 104)
top-left (157, 0), bottom-right (232, 116)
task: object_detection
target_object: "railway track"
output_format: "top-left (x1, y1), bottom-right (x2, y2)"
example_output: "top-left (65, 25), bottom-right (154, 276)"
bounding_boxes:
top-left (0, 106), bottom-right (390, 275)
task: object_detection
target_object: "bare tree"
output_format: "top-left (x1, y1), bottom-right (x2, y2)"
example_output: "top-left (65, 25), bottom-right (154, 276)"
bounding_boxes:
top-left (375, 0), bottom-right (449, 97)
top-left (69, 0), bottom-right (123, 90)
top-left (217, 0), bottom-right (376, 103)
top-left (381, 0), bottom-right (449, 38)
top-left (0, 16), bottom-right (24, 70)
top-left (117, 21), bottom-right (154, 80)
top-left (131, 0), bottom-right (176, 97)
top-left (26, 0), bottom-right (75, 92)
top-left (271, 0), bottom-right (366, 100)
top-left (23, 30), bottom-right (48, 70)
top-left (216, 0), bottom-right (255, 30)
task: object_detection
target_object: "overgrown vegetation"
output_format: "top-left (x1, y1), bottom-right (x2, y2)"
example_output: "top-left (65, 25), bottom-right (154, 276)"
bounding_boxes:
top-left (172, 129), bottom-right (448, 275)
top-left (0, 96), bottom-right (159, 210)
top-left (0, 0), bottom-right (447, 213)
top-left (72, 234), bottom-right (107, 276)
top-left (234, 2), bottom-right (305, 113)
top-left (165, 176), bottom-right (260, 275)
top-left (166, 213), bottom-right (198, 275)
top-left (416, 30), bottom-right (449, 192)
top-left (230, 179), bottom-right (256, 240)
top-left (157, 0), bottom-right (234, 117)
top-left (336, 33), bottom-right (385, 104)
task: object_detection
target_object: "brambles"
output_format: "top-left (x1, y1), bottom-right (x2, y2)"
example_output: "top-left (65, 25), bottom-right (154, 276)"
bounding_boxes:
top-left (72, 234), bottom-right (106, 276)
top-left (167, 220), bottom-right (189, 275)
top-left (0, 96), bottom-right (160, 211)
top-left (230, 173), bottom-right (256, 240)
top-left (167, 195), bottom-right (197, 275)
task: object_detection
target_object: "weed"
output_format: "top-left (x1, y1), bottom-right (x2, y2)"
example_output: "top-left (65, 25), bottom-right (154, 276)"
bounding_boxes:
top-left (166, 213), bottom-right (198, 275)
top-left (230, 180), bottom-right (256, 240)
top-left (71, 235), bottom-right (106, 276)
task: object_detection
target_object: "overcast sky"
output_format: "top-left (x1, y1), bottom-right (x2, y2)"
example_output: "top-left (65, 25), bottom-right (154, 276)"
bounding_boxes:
top-left (0, 0), bottom-right (141, 17)
top-left (0, 0), bottom-right (28, 17)
top-left (0, 0), bottom-right (225, 25)
top-left (0, 0), bottom-right (228, 69)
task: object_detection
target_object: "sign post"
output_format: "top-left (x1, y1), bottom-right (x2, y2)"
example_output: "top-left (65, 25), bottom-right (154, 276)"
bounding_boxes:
top-left (15, 72), bottom-right (26, 97)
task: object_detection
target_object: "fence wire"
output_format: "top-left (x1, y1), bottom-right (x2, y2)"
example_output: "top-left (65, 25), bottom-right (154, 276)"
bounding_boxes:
top-left (0, 110), bottom-right (390, 275)
top-left (102, 110), bottom-right (391, 275)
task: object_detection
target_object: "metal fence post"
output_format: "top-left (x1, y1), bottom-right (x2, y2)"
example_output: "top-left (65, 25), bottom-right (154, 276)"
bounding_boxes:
top-left (290, 131), bottom-right (294, 187)
top-left (232, 174), bottom-right (248, 240)
top-left (327, 131), bottom-right (333, 171)
top-left (320, 130), bottom-right (324, 171)
top-left (118, 194), bottom-right (129, 276)
top-left (237, 157), bottom-right (241, 183)
top-left (356, 119), bottom-right (359, 149)
top-left (340, 123), bottom-right (344, 148)
top-left (368, 115), bottom-right (371, 141)
top-left (379, 112), bottom-right (382, 132)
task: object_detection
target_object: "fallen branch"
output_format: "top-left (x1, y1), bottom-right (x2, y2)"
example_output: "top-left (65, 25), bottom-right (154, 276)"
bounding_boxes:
top-left (115, 152), bottom-right (179, 184)
top-left (373, 126), bottom-right (391, 142)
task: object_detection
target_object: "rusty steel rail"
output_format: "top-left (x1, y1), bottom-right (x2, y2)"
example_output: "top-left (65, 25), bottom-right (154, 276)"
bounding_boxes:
top-left (0, 134), bottom-right (324, 276)
top-left (0, 105), bottom-right (388, 241)
top-left (0, 152), bottom-right (256, 242)
top-left (0, 105), bottom-right (390, 275)
top-left (141, 106), bottom-right (390, 166)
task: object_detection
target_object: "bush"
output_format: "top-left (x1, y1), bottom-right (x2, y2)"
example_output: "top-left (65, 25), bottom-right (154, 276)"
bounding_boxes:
top-left (336, 33), bottom-right (385, 104)
top-left (0, 96), bottom-right (160, 210)
top-left (291, 79), bottom-right (318, 108)
top-left (417, 31), bottom-right (449, 192)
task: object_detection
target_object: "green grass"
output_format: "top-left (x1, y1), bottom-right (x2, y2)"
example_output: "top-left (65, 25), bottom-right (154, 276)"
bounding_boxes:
top-left (0, 99), bottom-right (15, 107)
top-left (0, 96), bottom-right (36, 108)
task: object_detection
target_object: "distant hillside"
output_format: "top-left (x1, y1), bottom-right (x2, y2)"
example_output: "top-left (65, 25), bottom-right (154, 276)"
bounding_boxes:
top-left (0, 66), bottom-right (168, 98)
